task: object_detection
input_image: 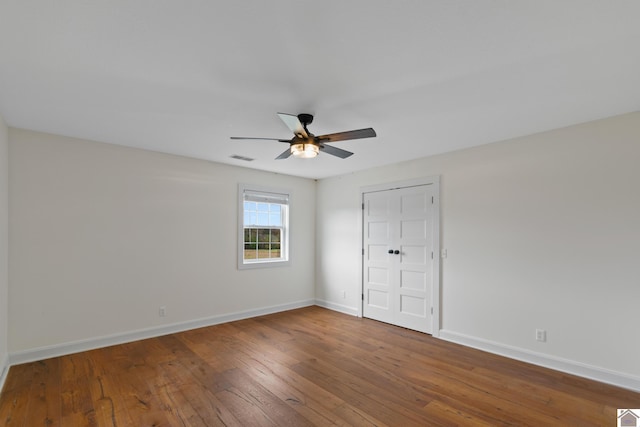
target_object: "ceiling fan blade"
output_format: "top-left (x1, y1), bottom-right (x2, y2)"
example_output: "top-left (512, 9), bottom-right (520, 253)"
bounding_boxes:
top-left (316, 128), bottom-right (376, 143)
top-left (275, 148), bottom-right (292, 160)
top-left (320, 144), bottom-right (353, 159)
top-left (230, 136), bottom-right (291, 142)
top-left (277, 113), bottom-right (308, 138)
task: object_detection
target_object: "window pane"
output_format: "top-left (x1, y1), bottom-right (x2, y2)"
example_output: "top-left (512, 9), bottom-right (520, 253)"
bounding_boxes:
top-left (258, 228), bottom-right (270, 242)
top-left (244, 201), bottom-right (256, 211)
top-left (245, 212), bottom-right (256, 225)
top-left (246, 228), bottom-right (258, 243)
top-left (270, 229), bottom-right (280, 243)
top-left (257, 213), bottom-right (269, 226)
top-left (256, 243), bottom-right (269, 259)
top-left (244, 244), bottom-right (257, 259)
top-left (269, 212), bottom-right (281, 226)
top-left (257, 203), bottom-right (269, 212)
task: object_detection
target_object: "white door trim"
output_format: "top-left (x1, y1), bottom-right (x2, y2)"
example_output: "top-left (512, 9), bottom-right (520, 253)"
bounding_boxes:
top-left (359, 176), bottom-right (441, 336)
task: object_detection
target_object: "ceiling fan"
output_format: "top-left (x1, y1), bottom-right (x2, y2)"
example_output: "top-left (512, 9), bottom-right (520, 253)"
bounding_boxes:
top-left (231, 113), bottom-right (376, 159)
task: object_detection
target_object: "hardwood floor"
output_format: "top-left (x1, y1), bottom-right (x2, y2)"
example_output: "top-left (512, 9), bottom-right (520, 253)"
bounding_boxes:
top-left (1, 306), bottom-right (639, 426)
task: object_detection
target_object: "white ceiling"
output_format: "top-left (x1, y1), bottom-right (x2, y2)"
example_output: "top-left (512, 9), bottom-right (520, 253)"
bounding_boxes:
top-left (1, 1), bottom-right (639, 179)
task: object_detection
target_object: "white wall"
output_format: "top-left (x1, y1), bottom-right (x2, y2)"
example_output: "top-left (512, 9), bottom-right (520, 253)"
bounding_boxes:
top-left (316, 112), bottom-right (640, 387)
top-left (0, 114), bottom-right (8, 385)
top-left (8, 129), bottom-right (316, 355)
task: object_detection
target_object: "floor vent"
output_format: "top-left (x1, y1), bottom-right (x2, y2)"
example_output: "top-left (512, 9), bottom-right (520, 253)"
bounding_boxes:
top-left (230, 154), bottom-right (255, 162)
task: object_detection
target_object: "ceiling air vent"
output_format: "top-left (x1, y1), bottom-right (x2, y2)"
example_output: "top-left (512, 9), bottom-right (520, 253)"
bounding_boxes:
top-left (230, 154), bottom-right (254, 162)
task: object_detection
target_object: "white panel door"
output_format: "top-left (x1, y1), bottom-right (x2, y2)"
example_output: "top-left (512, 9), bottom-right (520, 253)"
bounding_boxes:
top-left (363, 185), bottom-right (435, 333)
top-left (362, 191), bottom-right (394, 324)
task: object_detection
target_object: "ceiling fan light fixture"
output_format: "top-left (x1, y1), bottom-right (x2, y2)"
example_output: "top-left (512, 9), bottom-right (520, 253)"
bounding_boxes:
top-left (291, 142), bottom-right (319, 158)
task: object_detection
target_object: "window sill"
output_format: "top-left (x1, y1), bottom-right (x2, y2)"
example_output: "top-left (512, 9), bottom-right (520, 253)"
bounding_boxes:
top-left (238, 259), bottom-right (291, 270)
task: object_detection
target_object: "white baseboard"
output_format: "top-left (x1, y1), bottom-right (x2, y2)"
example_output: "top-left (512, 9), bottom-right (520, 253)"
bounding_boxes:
top-left (8, 299), bottom-right (315, 367)
top-left (314, 299), bottom-right (359, 317)
top-left (438, 329), bottom-right (640, 393)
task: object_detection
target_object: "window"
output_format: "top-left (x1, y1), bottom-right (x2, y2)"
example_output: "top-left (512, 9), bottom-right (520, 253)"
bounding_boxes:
top-left (238, 184), bottom-right (290, 269)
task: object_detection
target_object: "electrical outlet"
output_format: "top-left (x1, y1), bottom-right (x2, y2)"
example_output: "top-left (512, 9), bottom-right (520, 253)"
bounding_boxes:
top-left (341, 290), bottom-right (346, 299)
top-left (159, 306), bottom-right (166, 317)
top-left (535, 329), bottom-right (546, 342)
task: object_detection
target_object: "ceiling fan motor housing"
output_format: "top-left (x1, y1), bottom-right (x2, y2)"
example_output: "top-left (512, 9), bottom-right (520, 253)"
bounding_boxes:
top-left (297, 113), bottom-right (314, 126)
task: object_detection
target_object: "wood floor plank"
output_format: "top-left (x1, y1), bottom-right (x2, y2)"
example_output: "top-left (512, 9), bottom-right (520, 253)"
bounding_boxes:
top-left (238, 361), bottom-right (351, 426)
top-left (1, 306), bottom-right (639, 426)
top-left (0, 363), bottom-right (36, 426)
top-left (220, 367), bottom-right (315, 427)
top-left (423, 399), bottom-right (499, 427)
top-left (230, 340), bottom-right (363, 426)
top-left (359, 343), bottom-right (559, 425)
top-left (59, 354), bottom-right (98, 426)
top-left (291, 359), bottom-right (436, 427)
top-left (159, 360), bottom-right (244, 427)
top-left (87, 347), bottom-right (141, 426)
top-left (89, 374), bottom-right (130, 427)
top-left (23, 358), bottom-right (62, 427)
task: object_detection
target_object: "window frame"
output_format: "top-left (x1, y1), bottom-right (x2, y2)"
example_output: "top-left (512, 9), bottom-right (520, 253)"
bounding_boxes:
top-left (237, 184), bottom-right (291, 270)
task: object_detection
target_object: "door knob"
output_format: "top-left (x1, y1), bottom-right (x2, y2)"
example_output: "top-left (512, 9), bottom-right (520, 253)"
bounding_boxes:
top-left (388, 249), bottom-right (394, 254)
top-left (394, 250), bottom-right (400, 255)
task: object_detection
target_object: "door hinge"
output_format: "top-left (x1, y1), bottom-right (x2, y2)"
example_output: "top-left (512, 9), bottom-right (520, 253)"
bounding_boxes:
top-left (362, 248), bottom-right (365, 255)
top-left (362, 203), bottom-right (365, 210)
top-left (431, 196), bottom-right (434, 204)
top-left (431, 251), bottom-right (433, 259)
top-left (431, 307), bottom-right (433, 315)
top-left (362, 293), bottom-right (364, 301)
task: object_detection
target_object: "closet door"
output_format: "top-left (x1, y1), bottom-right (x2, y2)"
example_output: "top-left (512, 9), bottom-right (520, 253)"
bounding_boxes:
top-left (363, 185), bottom-right (435, 333)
